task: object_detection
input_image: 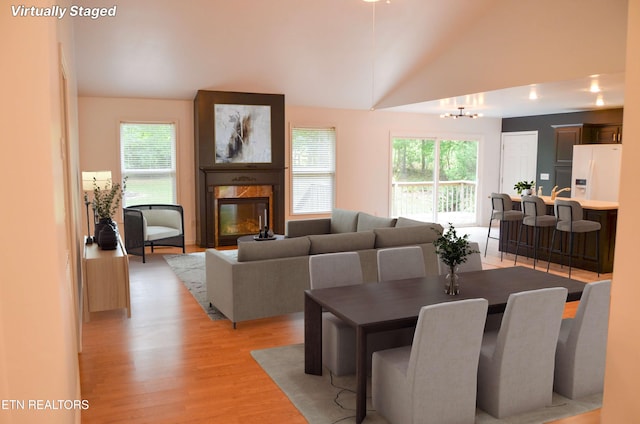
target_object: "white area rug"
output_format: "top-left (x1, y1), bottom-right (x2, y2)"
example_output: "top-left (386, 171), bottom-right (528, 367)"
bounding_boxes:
top-left (251, 344), bottom-right (602, 424)
top-left (163, 252), bottom-right (226, 321)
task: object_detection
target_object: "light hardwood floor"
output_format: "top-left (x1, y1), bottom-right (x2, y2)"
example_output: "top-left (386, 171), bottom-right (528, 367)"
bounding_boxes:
top-left (79, 230), bottom-right (608, 423)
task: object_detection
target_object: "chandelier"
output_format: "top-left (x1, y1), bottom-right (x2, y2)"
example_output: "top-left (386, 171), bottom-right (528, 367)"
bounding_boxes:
top-left (440, 107), bottom-right (480, 119)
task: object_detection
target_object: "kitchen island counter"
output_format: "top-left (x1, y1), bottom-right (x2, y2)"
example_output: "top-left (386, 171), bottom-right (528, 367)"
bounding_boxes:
top-left (510, 195), bottom-right (618, 211)
top-left (499, 196), bottom-right (617, 273)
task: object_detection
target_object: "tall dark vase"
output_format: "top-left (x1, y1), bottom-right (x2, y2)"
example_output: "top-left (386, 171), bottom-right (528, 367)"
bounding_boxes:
top-left (98, 220), bottom-right (118, 250)
top-left (95, 218), bottom-right (118, 249)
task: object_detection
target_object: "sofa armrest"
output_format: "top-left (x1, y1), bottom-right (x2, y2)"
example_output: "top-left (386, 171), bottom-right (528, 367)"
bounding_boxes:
top-left (205, 249), bottom-right (310, 326)
top-left (285, 218), bottom-right (331, 238)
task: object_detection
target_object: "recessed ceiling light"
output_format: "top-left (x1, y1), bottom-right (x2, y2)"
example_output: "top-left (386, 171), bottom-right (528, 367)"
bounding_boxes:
top-left (590, 79), bottom-right (601, 93)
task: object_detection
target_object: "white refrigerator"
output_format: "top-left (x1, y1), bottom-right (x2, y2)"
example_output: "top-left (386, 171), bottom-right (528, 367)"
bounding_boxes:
top-left (571, 144), bottom-right (623, 202)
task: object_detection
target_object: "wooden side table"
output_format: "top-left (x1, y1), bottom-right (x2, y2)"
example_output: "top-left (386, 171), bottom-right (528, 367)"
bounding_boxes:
top-left (82, 236), bottom-right (131, 322)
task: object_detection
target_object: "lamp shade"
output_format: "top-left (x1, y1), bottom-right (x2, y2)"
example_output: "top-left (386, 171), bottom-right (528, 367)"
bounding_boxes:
top-left (82, 171), bottom-right (112, 191)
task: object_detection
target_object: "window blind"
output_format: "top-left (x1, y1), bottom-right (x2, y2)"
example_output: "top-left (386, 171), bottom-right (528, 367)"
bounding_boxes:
top-left (120, 122), bottom-right (177, 206)
top-left (291, 127), bottom-right (335, 214)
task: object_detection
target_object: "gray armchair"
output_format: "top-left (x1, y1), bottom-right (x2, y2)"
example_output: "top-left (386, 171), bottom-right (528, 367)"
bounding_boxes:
top-left (123, 204), bottom-right (185, 263)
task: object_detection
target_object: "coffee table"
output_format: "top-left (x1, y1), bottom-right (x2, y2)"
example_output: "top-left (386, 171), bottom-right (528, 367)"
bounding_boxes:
top-left (236, 234), bottom-right (285, 243)
top-left (304, 266), bottom-right (587, 424)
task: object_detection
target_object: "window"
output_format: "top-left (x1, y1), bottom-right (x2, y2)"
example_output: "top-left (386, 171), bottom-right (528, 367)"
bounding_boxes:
top-left (120, 122), bottom-right (177, 207)
top-left (391, 137), bottom-right (478, 225)
top-left (291, 127), bottom-right (336, 214)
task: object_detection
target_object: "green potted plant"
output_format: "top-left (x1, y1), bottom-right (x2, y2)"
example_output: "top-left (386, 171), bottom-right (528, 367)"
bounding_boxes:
top-left (514, 180), bottom-right (535, 195)
top-left (92, 177), bottom-right (126, 248)
top-left (433, 223), bottom-right (478, 295)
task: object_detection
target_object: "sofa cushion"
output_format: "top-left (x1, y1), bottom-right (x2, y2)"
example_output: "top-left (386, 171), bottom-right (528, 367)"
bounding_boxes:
top-left (309, 231), bottom-right (376, 255)
top-left (286, 218), bottom-right (331, 238)
top-left (330, 208), bottom-right (359, 233)
top-left (395, 216), bottom-right (438, 229)
top-left (146, 226), bottom-right (181, 241)
top-left (356, 212), bottom-right (397, 231)
top-left (237, 237), bottom-right (311, 262)
top-left (374, 225), bottom-right (442, 248)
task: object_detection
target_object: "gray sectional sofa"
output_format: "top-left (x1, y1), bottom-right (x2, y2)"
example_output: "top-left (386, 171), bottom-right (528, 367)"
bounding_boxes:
top-left (205, 209), bottom-right (443, 327)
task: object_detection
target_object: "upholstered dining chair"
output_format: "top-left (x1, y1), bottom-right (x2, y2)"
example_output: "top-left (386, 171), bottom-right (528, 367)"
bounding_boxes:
top-left (476, 287), bottom-right (568, 418)
top-left (547, 199), bottom-right (601, 278)
top-left (485, 193), bottom-right (524, 261)
top-left (554, 279), bottom-right (611, 399)
top-left (309, 252), bottom-right (363, 376)
top-left (377, 246), bottom-right (426, 281)
top-left (514, 195), bottom-right (556, 269)
top-left (438, 241), bottom-right (482, 276)
top-left (372, 298), bottom-right (488, 424)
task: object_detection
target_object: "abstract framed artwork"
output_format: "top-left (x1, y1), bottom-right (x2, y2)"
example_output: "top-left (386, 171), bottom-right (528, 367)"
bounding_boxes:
top-left (194, 90), bottom-right (285, 170)
top-left (214, 103), bottom-right (271, 163)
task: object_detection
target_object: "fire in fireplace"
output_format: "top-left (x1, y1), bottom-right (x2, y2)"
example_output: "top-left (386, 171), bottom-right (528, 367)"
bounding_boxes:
top-left (214, 185), bottom-right (273, 246)
top-left (218, 197), bottom-right (268, 237)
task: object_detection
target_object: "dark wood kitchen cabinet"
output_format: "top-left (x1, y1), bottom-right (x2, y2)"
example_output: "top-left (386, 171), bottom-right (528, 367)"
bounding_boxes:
top-left (588, 124), bottom-right (622, 143)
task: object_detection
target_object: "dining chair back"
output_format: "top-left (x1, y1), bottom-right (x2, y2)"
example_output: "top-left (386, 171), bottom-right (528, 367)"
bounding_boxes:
top-left (377, 246), bottom-right (425, 281)
top-left (554, 279), bottom-right (611, 399)
top-left (309, 251), bottom-right (363, 289)
top-left (372, 298), bottom-right (488, 424)
top-left (309, 252), bottom-right (363, 376)
top-left (477, 287), bottom-right (567, 418)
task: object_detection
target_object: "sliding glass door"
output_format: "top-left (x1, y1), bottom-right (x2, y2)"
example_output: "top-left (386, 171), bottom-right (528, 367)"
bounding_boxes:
top-left (391, 137), bottom-right (478, 225)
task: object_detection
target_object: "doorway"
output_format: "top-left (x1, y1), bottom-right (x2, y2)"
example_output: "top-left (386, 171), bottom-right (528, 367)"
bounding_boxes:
top-left (390, 137), bottom-right (479, 225)
top-left (500, 131), bottom-right (538, 195)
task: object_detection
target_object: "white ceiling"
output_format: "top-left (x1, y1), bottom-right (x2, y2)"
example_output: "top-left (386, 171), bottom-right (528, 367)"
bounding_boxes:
top-left (72, 0), bottom-right (626, 118)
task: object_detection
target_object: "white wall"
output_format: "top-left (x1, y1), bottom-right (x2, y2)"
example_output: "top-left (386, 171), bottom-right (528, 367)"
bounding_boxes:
top-left (602, 0), bottom-right (640, 421)
top-left (79, 100), bottom-right (503, 237)
top-left (1, 0), bottom-right (82, 422)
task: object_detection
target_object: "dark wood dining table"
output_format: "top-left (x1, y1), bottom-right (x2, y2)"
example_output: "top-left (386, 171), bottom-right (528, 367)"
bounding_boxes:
top-left (304, 266), bottom-right (587, 424)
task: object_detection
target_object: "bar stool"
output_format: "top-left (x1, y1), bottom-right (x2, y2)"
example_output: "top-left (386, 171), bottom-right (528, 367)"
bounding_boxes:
top-left (485, 193), bottom-right (524, 261)
top-left (546, 199), bottom-right (601, 279)
top-left (514, 195), bottom-right (556, 269)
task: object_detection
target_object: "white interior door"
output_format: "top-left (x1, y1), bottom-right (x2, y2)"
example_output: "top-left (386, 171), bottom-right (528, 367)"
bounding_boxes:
top-left (500, 131), bottom-right (538, 195)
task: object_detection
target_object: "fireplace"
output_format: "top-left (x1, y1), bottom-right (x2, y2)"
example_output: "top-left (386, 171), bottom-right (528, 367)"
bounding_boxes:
top-left (194, 90), bottom-right (285, 247)
top-left (215, 185), bottom-right (273, 246)
top-left (196, 168), bottom-right (284, 247)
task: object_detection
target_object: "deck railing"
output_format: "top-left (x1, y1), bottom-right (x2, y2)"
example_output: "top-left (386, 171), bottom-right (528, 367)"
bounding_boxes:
top-left (391, 180), bottom-right (477, 223)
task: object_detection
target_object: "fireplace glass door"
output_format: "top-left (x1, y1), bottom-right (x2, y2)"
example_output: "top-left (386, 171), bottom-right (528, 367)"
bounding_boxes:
top-left (218, 197), bottom-right (269, 244)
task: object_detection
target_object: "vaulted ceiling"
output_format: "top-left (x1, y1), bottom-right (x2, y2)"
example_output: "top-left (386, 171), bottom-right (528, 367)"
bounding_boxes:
top-left (73, 0), bottom-right (628, 118)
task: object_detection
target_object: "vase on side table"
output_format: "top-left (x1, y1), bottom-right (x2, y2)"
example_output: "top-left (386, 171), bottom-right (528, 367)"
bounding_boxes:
top-left (98, 223), bottom-right (118, 250)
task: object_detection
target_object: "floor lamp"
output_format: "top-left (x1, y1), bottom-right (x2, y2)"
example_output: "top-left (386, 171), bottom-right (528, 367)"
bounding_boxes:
top-left (82, 171), bottom-right (112, 244)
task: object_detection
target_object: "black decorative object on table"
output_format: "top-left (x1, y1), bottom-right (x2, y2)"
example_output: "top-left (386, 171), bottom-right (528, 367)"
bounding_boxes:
top-left (98, 221), bottom-right (118, 250)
